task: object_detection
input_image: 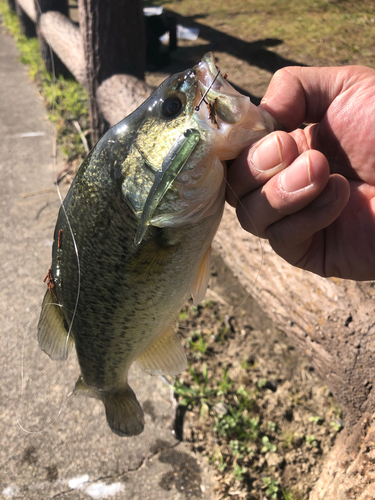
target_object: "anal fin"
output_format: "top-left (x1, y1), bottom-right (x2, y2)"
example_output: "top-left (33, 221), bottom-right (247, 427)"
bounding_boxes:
top-left (136, 325), bottom-right (187, 376)
top-left (74, 376), bottom-right (145, 437)
top-left (191, 245), bottom-right (211, 305)
top-left (37, 289), bottom-right (74, 361)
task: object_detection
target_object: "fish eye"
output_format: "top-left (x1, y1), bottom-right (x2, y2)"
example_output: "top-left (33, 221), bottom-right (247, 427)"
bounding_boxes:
top-left (160, 95), bottom-right (184, 119)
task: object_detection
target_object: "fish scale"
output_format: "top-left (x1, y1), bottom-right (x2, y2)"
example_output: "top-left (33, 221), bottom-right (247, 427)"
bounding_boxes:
top-left (38, 52), bottom-right (278, 436)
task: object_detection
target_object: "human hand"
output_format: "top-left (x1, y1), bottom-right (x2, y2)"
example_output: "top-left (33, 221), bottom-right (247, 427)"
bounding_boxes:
top-left (227, 66), bottom-right (375, 280)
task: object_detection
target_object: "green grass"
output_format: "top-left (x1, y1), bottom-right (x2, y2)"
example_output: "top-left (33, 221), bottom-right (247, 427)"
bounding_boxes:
top-left (146, 0), bottom-right (375, 68)
top-left (216, 366), bottom-right (232, 395)
top-left (187, 331), bottom-right (209, 356)
top-left (0, 0), bottom-right (89, 161)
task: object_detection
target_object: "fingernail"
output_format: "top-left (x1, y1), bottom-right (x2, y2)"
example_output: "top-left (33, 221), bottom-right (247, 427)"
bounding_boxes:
top-left (280, 153), bottom-right (313, 192)
top-left (251, 134), bottom-right (283, 172)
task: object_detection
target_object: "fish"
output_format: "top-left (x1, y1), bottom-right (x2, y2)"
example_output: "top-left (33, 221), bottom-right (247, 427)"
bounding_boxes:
top-left (37, 52), bottom-right (278, 437)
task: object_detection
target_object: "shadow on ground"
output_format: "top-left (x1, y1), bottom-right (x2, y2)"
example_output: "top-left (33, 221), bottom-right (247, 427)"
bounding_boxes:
top-left (145, 9), bottom-right (306, 103)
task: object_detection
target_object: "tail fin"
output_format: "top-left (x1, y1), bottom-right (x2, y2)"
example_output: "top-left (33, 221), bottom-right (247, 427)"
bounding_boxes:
top-left (74, 377), bottom-right (145, 437)
top-left (102, 387), bottom-right (145, 437)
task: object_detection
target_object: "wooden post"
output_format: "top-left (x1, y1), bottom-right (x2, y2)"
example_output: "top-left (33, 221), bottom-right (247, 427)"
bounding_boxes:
top-left (15, 0), bottom-right (36, 37)
top-left (34, 0), bottom-right (70, 76)
top-left (78, 0), bottom-right (147, 145)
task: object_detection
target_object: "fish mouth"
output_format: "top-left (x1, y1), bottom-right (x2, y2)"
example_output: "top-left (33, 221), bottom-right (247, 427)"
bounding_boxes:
top-left (193, 52), bottom-right (250, 129)
top-left (195, 52), bottom-right (231, 96)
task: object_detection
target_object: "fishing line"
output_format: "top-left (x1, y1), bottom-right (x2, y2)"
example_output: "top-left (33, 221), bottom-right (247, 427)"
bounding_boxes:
top-left (195, 69), bottom-right (221, 111)
top-left (37, 1), bottom-right (82, 362)
top-left (223, 178), bottom-right (264, 317)
top-left (17, 0), bottom-right (81, 433)
top-left (15, 11), bottom-right (265, 433)
top-left (193, 67), bottom-right (264, 318)
top-left (174, 179), bottom-right (264, 336)
top-left (16, 313), bottom-right (69, 434)
top-left (166, 76), bottom-right (265, 335)
top-left (34, 3), bottom-right (82, 356)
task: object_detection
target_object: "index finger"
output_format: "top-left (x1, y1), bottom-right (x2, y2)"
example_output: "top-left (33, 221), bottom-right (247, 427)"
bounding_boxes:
top-left (226, 131), bottom-right (299, 207)
top-left (259, 66), bottom-right (366, 131)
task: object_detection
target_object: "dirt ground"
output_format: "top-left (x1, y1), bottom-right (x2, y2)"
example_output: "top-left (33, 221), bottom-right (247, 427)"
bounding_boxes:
top-left (167, 253), bottom-right (342, 499)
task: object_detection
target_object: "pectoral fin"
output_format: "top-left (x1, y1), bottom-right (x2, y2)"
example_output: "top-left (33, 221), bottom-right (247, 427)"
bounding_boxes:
top-left (74, 376), bottom-right (144, 437)
top-left (136, 325), bottom-right (187, 376)
top-left (37, 289), bottom-right (74, 360)
top-left (190, 246), bottom-right (211, 305)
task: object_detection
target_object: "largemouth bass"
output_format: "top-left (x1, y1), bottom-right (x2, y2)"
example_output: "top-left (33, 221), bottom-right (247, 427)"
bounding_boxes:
top-left (38, 53), bottom-right (278, 436)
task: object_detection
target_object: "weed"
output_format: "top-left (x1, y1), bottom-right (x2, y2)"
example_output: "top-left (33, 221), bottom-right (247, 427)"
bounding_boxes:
top-left (191, 305), bottom-right (199, 315)
top-left (173, 363), bottom-right (215, 417)
top-left (267, 421), bottom-right (277, 432)
top-left (236, 385), bottom-right (251, 401)
top-left (257, 377), bottom-right (268, 389)
top-left (329, 402), bottom-right (343, 421)
top-left (282, 429), bottom-right (295, 449)
top-left (214, 407), bottom-right (260, 441)
top-left (216, 324), bottom-right (229, 343)
top-left (217, 454), bottom-right (227, 472)
top-left (330, 420), bottom-right (343, 432)
top-left (288, 390), bottom-right (305, 406)
top-left (282, 490), bottom-right (296, 500)
top-left (262, 477), bottom-right (280, 499)
top-left (240, 357), bottom-right (248, 370)
top-left (242, 356), bottom-right (257, 370)
top-left (233, 463), bottom-right (247, 482)
top-left (210, 449), bottom-right (227, 472)
top-left (216, 367), bottom-right (232, 396)
top-left (309, 416), bottom-right (324, 425)
top-left (213, 383), bottom-right (259, 441)
top-left (185, 330), bottom-right (209, 359)
top-left (229, 439), bottom-right (254, 458)
top-left (178, 310), bottom-right (188, 321)
top-left (261, 435), bottom-right (277, 453)
top-left (305, 435), bottom-right (318, 448)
